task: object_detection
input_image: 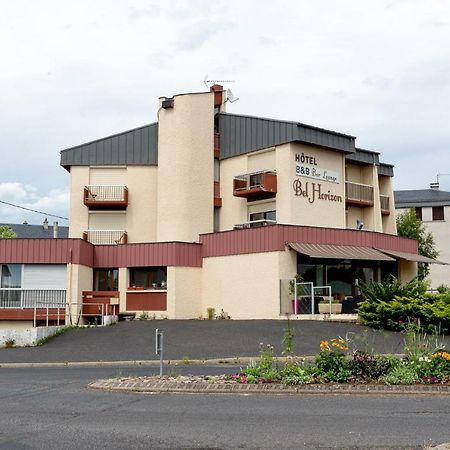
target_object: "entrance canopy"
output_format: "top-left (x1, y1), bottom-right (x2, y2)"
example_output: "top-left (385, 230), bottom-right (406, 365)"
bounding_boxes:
top-left (288, 243), bottom-right (395, 261)
top-left (375, 249), bottom-right (448, 265)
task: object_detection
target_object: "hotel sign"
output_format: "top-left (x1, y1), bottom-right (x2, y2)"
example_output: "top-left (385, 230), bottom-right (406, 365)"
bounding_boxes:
top-left (295, 152), bottom-right (340, 184)
top-left (292, 180), bottom-right (343, 204)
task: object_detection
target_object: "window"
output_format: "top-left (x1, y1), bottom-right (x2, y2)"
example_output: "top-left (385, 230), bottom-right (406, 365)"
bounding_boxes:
top-left (129, 267), bottom-right (167, 290)
top-left (415, 207), bottom-right (422, 221)
top-left (432, 206), bottom-right (445, 221)
top-left (0, 264), bottom-right (22, 288)
top-left (94, 269), bottom-right (118, 291)
top-left (250, 210), bottom-right (276, 222)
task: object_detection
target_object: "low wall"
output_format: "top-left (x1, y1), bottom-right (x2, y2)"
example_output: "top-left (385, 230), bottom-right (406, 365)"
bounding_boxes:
top-left (0, 325), bottom-right (66, 347)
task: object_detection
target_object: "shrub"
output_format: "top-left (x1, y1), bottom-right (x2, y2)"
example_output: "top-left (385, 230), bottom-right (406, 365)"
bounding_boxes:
top-left (4, 338), bottom-right (16, 348)
top-left (358, 294), bottom-right (450, 334)
top-left (206, 307), bottom-right (215, 320)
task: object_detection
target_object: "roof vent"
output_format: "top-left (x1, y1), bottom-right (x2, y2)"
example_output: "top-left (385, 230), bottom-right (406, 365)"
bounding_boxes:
top-left (430, 182), bottom-right (440, 191)
top-left (162, 97), bottom-right (174, 109)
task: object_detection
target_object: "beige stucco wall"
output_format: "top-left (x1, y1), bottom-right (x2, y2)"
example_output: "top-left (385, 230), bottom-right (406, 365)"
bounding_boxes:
top-left (156, 92), bottom-right (215, 242)
top-left (68, 166), bottom-right (90, 238)
top-left (398, 259), bottom-right (417, 282)
top-left (126, 166), bottom-right (157, 242)
top-left (277, 143), bottom-right (346, 228)
top-left (201, 250), bottom-right (296, 319)
top-left (166, 266), bottom-right (202, 319)
top-left (66, 263), bottom-right (92, 325)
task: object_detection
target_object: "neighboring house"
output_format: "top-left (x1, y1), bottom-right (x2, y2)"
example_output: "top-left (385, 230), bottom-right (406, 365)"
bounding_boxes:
top-left (395, 186), bottom-right (450, 288)
top-left (0, 221), bottom-right (68, 239)
top-left (0, 84), bottom-right (438, 327)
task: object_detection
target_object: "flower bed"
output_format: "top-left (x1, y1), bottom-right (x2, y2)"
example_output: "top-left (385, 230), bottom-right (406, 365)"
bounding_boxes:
top-left (228, 335), bottom-right (450, 386)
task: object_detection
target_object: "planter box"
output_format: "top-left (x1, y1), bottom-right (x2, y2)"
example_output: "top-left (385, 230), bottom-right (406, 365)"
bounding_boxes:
top-left (318, 303), bottom-right (342, 314)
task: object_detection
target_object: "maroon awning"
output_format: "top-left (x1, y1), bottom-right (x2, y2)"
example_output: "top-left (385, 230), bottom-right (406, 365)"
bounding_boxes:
top-left (288, 243), bottom-right (395, 261)
top-left (376, 249), bottom-right (448, 265)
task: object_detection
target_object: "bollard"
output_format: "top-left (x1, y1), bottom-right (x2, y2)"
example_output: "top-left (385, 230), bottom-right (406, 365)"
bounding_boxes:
top-left (155, 329), bottom-right (164, 377)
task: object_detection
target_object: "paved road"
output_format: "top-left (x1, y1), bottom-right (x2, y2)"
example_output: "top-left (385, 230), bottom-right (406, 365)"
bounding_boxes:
top-left (0, 366), bottom-right (450, 449)
top-left (1, 320), bottom-right (436, 364)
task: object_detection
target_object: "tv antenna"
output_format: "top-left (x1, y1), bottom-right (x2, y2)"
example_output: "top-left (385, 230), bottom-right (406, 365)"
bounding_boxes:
top-left (203, 75), bottom-right (235, 88)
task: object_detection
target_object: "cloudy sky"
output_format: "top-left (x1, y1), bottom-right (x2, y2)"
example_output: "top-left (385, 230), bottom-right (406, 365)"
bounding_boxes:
top-left (1, 0), bottom-right (449, 224)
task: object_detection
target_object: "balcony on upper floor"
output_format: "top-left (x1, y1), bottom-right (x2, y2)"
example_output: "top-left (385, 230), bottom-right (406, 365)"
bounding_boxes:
top-left (84, 185), bottom-right (128, 210)
top-left (233, 171), bottom-right (277, 200)
top-left (345, 181), bottom-right (374, 207)
top-left (233, 219), bottom-right (277, 230)
top-left (82, 230), bottom-right (128, 245)
top-left (380, 194), bottom-right (390, 215)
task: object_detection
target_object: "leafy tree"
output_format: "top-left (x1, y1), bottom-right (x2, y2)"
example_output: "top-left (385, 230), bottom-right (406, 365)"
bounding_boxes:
top-left (0, 226), bottom-right (16, 239)
top-left (396, 208), bottom-right (438, 280)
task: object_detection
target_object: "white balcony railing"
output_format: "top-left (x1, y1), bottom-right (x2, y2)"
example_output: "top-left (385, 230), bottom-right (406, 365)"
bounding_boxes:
top-left (84, 230), bottom-right (127, 245)
top-left (85, 185), bottom-right (127, 202)
top-left (0, 289), bottom-right (66, 309)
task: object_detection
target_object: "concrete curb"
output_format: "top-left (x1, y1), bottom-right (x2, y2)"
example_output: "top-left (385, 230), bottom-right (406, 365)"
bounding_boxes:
top-left (0, 357), bottom-right (265, 369)
top-left (89, 377), bottom-right (450, 396)
top-left (0, 354), bottom-right (407, 369)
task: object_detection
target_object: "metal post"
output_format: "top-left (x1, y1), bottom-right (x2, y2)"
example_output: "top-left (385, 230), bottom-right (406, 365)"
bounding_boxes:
top-left (33, 304), bottom-right (36, 328)
top-left (294, 280), bottom-right (298, 315)
top-left (310, 282), bottom-right (315, 315)
top-left (155, 329), bottom-right (164, 377)
top-left (46, 306), bottom-right (49, 327)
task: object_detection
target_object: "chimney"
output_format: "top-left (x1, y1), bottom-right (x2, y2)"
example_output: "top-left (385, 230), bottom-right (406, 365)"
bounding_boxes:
top-left (430, 182), bottom-right (440, 191)
top-left (210, 84), bottom-right (224, 108)
top-left (43, 218), bottom-right (49, 230)
top-left (53, 221), bottom-right (58, 239)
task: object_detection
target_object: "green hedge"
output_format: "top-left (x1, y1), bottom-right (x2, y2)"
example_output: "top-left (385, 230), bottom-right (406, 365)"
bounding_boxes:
top-left (358, 294), bottom-right (450, 334)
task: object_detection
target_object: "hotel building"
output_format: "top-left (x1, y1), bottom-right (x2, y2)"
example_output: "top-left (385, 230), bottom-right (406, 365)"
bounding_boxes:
top-left (0, 85), bottom-right (436, 326)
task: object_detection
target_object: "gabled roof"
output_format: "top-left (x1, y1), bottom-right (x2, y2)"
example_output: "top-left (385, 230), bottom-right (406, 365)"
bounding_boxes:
top-left (0, 223), bottom-right (69, 239)
top-left (394, 189), bottom-right (450, 208)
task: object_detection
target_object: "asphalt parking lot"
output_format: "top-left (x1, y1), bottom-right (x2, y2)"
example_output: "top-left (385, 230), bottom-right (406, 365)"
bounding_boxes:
top-left (1, 319), bottom-right (439, 364)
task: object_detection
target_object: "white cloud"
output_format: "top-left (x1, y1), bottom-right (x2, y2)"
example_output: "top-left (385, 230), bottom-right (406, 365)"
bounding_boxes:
top-left (0, 183), bottom-right (69, 225)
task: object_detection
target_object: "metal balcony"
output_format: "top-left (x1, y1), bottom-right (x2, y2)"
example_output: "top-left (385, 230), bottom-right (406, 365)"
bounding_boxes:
top-left (233, 171), bottom-right (277, 199)
top-left (345, 181), bottom-right (374, 207)
top-left (84, 185), bottom-right (128, 210)
top-left (83, 230), bottom-right (128, 245)
top-left (380, 195), bottom-right (390, 215)
top-left (233, 219), bottom-right (277, 229)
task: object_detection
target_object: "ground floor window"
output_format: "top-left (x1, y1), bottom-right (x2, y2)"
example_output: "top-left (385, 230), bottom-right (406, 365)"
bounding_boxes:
top-left (94, 268), bottom-right (118, 291)
top-left (297, 256), bottom-right (397, 298)
top-left (129, 267), bottom-right (167, 290)
top-left (0, 264), bottom-right (22, 288)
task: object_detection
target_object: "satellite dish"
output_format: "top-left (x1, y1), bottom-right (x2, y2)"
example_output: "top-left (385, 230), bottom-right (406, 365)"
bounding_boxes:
top-left (356, 220), bottom-right (364, 230)
top-left (226, 89), bottom-right (239, 103)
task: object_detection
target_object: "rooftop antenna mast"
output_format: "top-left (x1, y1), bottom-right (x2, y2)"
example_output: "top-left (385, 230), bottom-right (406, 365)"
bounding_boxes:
top-left (203, 75), bottom-right (235, 89)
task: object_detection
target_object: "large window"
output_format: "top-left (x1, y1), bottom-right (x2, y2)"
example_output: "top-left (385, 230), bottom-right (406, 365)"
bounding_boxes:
top-left (129, 267), bottom-right (167, 290)
top-left (0, 264), bottom-right (22, 288)
top-left (249, 210), bottom-right (276, 226)
top-left (94, 269), bottom-right (118, 291)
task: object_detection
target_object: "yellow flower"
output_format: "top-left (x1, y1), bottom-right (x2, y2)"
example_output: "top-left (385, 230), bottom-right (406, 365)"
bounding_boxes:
top-left (319, 340), bottom-right (330, 350)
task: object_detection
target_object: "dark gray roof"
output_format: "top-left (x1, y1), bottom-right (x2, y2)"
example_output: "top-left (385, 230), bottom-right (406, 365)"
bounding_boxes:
top-left (60, 123), bottom-right (158, 170)
top-left (346, 148), bottom-right (379, 165)
top-left (0, 223), bottom-right (69, 239)
top-left (394, 189), bottom-right (450, 208)
top-left (378, 163), bottom-right (394, 177)
top-left (59, 112), bottom-right (362, 169)
top-left (217, 113), bottom-right (356, 159)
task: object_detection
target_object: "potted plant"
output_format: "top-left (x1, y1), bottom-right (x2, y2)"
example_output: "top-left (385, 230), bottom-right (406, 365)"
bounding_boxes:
top-left (289, 274), bottom-right (304, 314)
top-left (318, 299), bottom-right (342, 314)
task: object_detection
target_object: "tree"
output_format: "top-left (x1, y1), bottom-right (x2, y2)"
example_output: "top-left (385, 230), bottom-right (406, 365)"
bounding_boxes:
top-left (396, 208), bottom-right (438, 280)
top-left (0, 226), bottom-right (16, 239)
